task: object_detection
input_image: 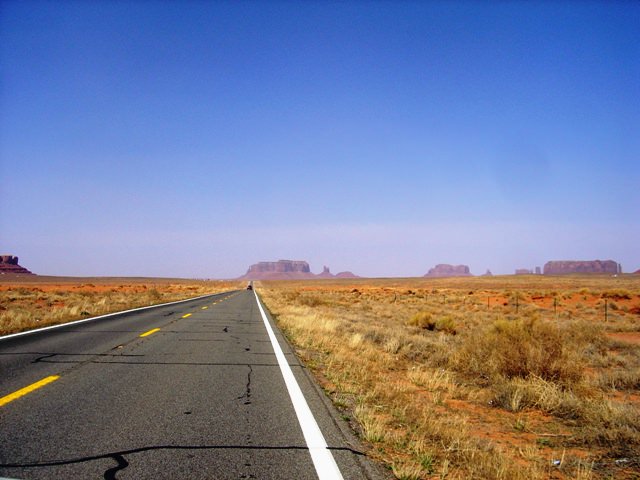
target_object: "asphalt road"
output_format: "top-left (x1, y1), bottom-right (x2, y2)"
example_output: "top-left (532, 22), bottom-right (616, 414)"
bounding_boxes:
top-left (0, 290), bottom-right (384, 479)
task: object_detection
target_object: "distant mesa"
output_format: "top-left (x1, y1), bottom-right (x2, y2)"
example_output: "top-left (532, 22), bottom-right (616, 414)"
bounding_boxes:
top-left (0, 255), bottom-right (34, 275)
top-left (247, 260), bottom-right (311, 276)
top-left (424, 264), bottom-right (472, 278)
top-left (543, 260), bottom-right (621, 275)
top-left (481, 269), bottom-right (493, 276)
top-left (515, 268), bottom-right (533, 275)
top-left (515, 267), bottom-right (543, 275)
top-left (335, 271), bottom-right (359, 278)
top-left (240, 260), bottom-right (359, 280)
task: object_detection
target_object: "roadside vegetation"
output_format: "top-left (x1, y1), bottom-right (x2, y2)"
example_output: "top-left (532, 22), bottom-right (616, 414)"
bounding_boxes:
top-left (258, 275), bottom-right (640, 479)
top-left (0, 278), bottom-right (242, 336)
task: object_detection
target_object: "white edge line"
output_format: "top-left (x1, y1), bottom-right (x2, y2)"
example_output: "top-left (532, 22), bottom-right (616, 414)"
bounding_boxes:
top-left (0, 291), bottom-right (235, 342)
top-left (254, 290), bottom-right (344, 480)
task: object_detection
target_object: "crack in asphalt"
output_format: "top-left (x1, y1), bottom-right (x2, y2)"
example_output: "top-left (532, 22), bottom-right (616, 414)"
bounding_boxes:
top-left (31, 359), bottom-right (284, 366)
top-left (104, 453), bottom-right (129, 480)
top-left (23, 311), bottom-right (195, 371)
top-left (0, 444), bottom-right (365, 479)
top-left (239, 361), bottom-right (255, 478)
top-left (31, 353), bottom-right (144, 363)
top-left (32, 353), bottom-right (56, 363)
top-left (177, 338), bottom-right (226, 342)
top-left (237, 364), bottom-right (253, 405)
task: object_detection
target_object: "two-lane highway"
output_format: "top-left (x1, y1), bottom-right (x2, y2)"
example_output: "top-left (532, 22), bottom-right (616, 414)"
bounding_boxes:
top-left (0, 290), bottom-right (383, 479)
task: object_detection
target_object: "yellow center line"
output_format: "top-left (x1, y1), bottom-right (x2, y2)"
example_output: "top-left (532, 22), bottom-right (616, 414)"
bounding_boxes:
top-left (140, 328), bottom-right (160, 337)
top-left (0, 375), bottom-right (60, 407)
top-left (201, 306), bottom-right (208, 310)
top-left (182, 313), bottom-right (192, 318)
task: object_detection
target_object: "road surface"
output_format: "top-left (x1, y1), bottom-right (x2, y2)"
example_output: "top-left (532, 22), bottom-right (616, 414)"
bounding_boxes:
top-left (0, 290), bottom-right (383, 479)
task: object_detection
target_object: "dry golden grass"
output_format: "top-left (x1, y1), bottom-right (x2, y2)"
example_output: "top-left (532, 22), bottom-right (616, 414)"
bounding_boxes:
top-left (0, 276), bottom-right (242, 335)
top-left (257, 275), bottom-right (640, 479)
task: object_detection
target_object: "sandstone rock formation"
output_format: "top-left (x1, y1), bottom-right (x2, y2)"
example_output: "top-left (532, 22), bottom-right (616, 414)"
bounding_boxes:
top-left (246, 260), bottom-right (311, 276)
top-left (543, 260), bottom-right (621, 275)
top-left (335, 271), bottom-right (359, 278)
top-left (424, 264), bottom-right (472, 278)
top-left (240, 260), bottom-right (359, 280)
top-left (317, 266), bottom-right (334, 279)
top-left (481, 269), bottom-right (493, 276)
top-left (0, 255), bottom-right (34, 275)
top-left (515, 269), bottom-right (533, 275)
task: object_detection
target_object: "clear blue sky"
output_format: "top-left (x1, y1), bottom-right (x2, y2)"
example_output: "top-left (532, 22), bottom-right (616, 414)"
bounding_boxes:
top-left (1, 1), bottom-right (638, 278)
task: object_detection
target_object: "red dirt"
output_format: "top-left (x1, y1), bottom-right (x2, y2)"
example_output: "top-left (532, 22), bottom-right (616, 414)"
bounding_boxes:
top-left (607, 332), bottom-right (640, 345)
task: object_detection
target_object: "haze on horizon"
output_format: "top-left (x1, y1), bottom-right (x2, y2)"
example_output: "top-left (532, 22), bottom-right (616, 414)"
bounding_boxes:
top-left (1, 1), bottom-right (638, 279)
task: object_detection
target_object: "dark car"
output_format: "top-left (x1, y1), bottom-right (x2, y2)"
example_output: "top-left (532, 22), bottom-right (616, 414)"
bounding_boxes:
top-left (246, 283), bottom-right (253, 290)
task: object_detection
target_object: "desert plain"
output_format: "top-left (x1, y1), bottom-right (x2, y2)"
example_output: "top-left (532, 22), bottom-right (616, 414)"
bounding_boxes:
top-left (257, 275), bottom-right (640, 479)
top-left (0, 275), bottom-right (242, 336)
top-left (1, 273), bottom-right (639, 479)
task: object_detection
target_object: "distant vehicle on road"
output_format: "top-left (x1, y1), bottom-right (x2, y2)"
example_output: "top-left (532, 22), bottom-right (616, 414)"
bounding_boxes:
top-left (246, 282), bottom-right (253, 290)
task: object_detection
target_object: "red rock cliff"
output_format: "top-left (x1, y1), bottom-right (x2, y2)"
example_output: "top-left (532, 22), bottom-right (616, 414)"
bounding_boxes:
top-left (543, 260), bottom-right (621, 275)
top-left (247, 260), bottom-right (311, 274)
top-left (0, 255), bottom-right (34, 275)
top-left (240, 260), bottom-right (359, 280)
top-left (424, 264), bottom-right (472, 278)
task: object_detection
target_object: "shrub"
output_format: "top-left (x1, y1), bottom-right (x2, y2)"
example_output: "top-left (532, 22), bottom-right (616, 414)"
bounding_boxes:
top-left (298, 294), bottom-right (326, 307)
top-left (492, 376), bottom-right (582, 417)
top-left (603, 290), bottom-right (632, 300)
top-left (577, 400), bottom-right (640, 455)
top-left (435, 315), bottom-right (457, 335)
top-left (149, 288), bottom-right (162, 301)
top-left (408, 311), bottom-right (436, 330)
top-left (408, 312), bottom-right (457, 334)
top-left (455, 318), bottom-right (586, 385)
